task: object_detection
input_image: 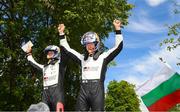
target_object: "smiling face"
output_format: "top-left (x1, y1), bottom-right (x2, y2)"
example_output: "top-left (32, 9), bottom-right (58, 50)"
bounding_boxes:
top-left (86, 43), bottom-right (96, 55)
top-left (47, 51), bottom-right (55, 59)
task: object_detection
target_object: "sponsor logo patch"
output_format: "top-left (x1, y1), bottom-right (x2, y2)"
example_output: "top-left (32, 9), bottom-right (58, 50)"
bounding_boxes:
top-left (83, 66), bottom-right (99, 71)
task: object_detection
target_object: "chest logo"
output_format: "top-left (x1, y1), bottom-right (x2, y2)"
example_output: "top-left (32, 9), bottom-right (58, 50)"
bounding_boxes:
top-left (83, 66), bottom-right (99, 71)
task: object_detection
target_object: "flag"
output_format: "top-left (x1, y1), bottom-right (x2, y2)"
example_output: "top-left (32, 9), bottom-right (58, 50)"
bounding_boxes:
top-left (136, 63), bottom-right (180, 111)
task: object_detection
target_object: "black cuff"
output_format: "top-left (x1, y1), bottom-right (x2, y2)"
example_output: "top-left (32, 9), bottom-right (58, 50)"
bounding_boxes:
top-left (26, 52), bottom-right (32, 57)
top-left (59, 35), bottom-right (65, 39)
top-left (115, 30), bottom-right (121, 34)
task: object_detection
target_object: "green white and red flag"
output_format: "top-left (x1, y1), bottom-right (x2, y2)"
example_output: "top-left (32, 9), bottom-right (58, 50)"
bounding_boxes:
top-left (136, 63), bottom-right (180, 111)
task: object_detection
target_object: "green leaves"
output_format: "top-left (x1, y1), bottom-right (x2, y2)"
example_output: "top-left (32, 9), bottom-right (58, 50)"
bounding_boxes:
top-left (168, 23), bottom-right (180, 36)
top-left (160, 1), bottom-right (179, 66)
top-left (0, 0), bottom-right (132, 110)
top-left (105, 80), bottom-right (140, 111)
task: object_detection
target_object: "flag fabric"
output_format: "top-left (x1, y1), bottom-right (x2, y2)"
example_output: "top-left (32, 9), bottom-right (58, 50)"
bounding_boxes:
top-left (136, 63), bottom-right (180, 111)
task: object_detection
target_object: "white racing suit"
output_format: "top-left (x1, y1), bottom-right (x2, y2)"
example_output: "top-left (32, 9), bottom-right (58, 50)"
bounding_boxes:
top-left (59, 30), bottom-right (123, 111)
top-left (27, 47), bottom-right (67, 111)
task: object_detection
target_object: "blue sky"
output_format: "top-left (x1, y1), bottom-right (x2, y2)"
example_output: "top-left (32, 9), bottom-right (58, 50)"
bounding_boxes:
top-left (104, 0), bottom-right (180, 89)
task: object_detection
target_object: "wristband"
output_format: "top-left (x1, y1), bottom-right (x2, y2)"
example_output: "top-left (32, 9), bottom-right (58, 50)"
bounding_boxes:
top-left (115, 30), bottom-right (121, 34)
top-left (59, 34), bottom-right (65, 39)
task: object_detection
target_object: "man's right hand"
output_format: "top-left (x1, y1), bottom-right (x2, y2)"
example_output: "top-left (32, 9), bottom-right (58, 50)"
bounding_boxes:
top-left (58, 24), bottom-right (65, 35)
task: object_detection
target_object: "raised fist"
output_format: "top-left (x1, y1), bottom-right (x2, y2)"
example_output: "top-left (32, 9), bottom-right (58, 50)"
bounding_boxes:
top-left (113, 19), bottom-right (121, 30)
top-left (58, 24), bottom-right (65, 35)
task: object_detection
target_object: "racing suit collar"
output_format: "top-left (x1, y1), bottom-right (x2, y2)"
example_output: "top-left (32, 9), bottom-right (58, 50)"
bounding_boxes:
top-left (46, 59), bottom-right (59, 66)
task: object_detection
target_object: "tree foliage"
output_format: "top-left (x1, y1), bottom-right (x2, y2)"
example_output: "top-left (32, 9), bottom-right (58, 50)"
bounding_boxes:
top-left (105, 80), bottom-right (140, 111)
top-left (169, 104), bottom-right (180, 111)
top-left (160, 1), bottom-right (180, 65)
top-left (0, 0), bottom-right (133, 110)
